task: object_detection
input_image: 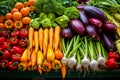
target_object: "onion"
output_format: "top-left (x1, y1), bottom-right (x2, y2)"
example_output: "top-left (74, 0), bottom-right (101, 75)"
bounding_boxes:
top-left (81, 55), bottom-right (90, 71)
top-left (81, 37), bottom-right (90, 71)
top-left (89, 40), bottom-right (99, 71)
top-left (76, 63), bottom-right (82, 71)
top-left (97, 56), bottom-right (106, 69)
top-left (61, 56), bottom-right (68, 67)
top-left (90, 59), bottom-right (98, 71)
top-left (96, 42), bottom-right (107, 69)
top-left (67, 53), bottom-right (77, 69)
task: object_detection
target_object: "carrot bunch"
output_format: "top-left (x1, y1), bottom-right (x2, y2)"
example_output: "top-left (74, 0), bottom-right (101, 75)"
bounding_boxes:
top-left (18, 25), bottom-right (66, 78)
top-left (26, 26), bottom-right (65, 76)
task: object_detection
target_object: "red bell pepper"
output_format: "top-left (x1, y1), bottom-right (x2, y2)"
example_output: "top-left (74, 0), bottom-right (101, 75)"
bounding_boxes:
top-left (1, 50), bottom-right (11, 60)
top-left (1, 30), bottom-right (10, 37)
top-left (11, 30), bottom-right (19, 37)
top-left (108, 51), bottom-right (120, 61)
top-left (12, 53), bottom-right (21, 62)
top-left (106, 58), bottom-right (119, 69)
top-left (0, 45), bottom-right (2, 51)
top-left (2, 42), bottom-right (11, 50)
top-left (0, 59), bottom-right (9, 69)
top-left (11, 46), bottom-right (24, 54)
top-left (0, 37), bottom-right (5, 45)
top-left (0, 30), bottom-right (2, 36)
top-left (8, 61), bottom-right (18, 70)
top-left (10, 37), bottom-right (19, 46)
top-left (19, 28), bottom-right (28, 39)
top-left (19, 39), bottom-right (27, 47)
top-left (0, 56), bottom-right (2, 61)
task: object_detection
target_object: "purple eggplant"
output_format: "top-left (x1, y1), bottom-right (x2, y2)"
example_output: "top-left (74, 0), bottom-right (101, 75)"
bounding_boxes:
top-left (61, 27), bottom-right (74, 39)
top-left (94, 34), bottom-right (100, 41)
top-left (77, 0), bottom-right (90, 3)
top-left (103, 21), bottom-right (116, 33)
top-left (77, 0), bottom-right (83, 4)
top-left (85, 25), bottom-right (97, 38)
top-left (89, 18), bottom-right (102, 28)
top-left (79, 11), bottom-right (89, 25)
top-left (102, 33), bottom-right (115, 51)
top-left (84, 6), bottom-right (107, 23)
top-left (70, 19), bottom-right (85, 35)
top-left (77, 5), bottom-right (86, 11)
top-left (97, 27), bottom-right (102, 35)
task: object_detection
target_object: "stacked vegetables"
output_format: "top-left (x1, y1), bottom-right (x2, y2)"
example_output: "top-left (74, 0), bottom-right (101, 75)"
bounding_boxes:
top-left (19, 26), bottom-right (65, 78)
top-left (0, 0), bottom-right (33, 70)
top-left (0, 0), bottom-right (120, 79)
top-left (88, 0), bottom-right (120, 54)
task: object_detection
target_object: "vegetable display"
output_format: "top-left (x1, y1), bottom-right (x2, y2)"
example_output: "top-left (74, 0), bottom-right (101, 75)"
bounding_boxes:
top-left (0, 0), bottom-right (120, 79)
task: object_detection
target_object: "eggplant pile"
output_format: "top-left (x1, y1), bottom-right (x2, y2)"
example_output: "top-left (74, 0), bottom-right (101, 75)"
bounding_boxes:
top-left (62, 6), bottom-right (117, 52)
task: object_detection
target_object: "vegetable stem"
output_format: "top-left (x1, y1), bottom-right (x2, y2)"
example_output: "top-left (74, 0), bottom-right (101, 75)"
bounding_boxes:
top-left (65, 37), bottom-right (74, 56)
top-left (62, 38), bottom-right (66, 54)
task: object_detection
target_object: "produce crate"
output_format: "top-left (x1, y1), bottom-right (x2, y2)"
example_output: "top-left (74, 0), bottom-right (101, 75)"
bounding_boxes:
top-left (1, 0), bottom-right (120, 79)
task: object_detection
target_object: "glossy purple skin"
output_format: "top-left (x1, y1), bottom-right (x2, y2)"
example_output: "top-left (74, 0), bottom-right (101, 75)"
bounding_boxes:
top-left (61, 27), bottom-right (74, 39)
top-left (102, 33), bottom-right (115, 51)
top-left (80, 11), bottom-right (89, 25)
top-left (89, 18), bottom-right (102, 28)
top-left (77, 5), bottom-right (86, 11)
top-left (103, 22), bottom-right (116, 33)
top-left (84, 6), bottom-right (107, 23)
top-left (85, 25), bottom-right (97, 38)
top-left (77, 0), bottom-right (90, 4)
top-left (77, 0), bottom-right (83, 4)
top-left (70, 19), bottom-right (85, 35)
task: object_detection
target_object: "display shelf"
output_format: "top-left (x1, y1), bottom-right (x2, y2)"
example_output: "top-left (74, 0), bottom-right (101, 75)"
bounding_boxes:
top-left (0, 70), bottom-right (120, 78)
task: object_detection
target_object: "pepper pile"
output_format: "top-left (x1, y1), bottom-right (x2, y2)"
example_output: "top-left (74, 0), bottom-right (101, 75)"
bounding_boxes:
top-left (0, 28), bottom-right (28, 70)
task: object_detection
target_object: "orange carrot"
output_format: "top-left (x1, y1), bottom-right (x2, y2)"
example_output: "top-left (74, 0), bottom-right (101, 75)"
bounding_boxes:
top-left (34, 31), bottom-right (39, 53)
top-left (49, 27), bottom-right (54, 48)
top-left (31, 49), bottom-right (37, 67)
top-left (38, 28), bottom-right (43, 51)
top-left (43, 28), bottom-right (49, 57)
top-left (54, 26), bottom-right (61, 50)
top-left (27, 60), bottom-right (32, 68)
top-left (28, 27), bottom-right (34, 61)
top-left (29, 27), bottom-right (34, 50)
top-left (27, 47), bottom-right (32, 61)
top-left (38, 67), bottom-right (42, 75)
top-left (32, 39), bottom-right (35, 48)
top-left (54, 49), bottom-right (63, 60)
top-left (27, 60), bottom-right (35, 71)
top-left (59, 39), bottom-right (62, 51)
top-left (61, 65), bottom-right (66, 79)
top-left (34, 65), bottom-right (38, 70)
